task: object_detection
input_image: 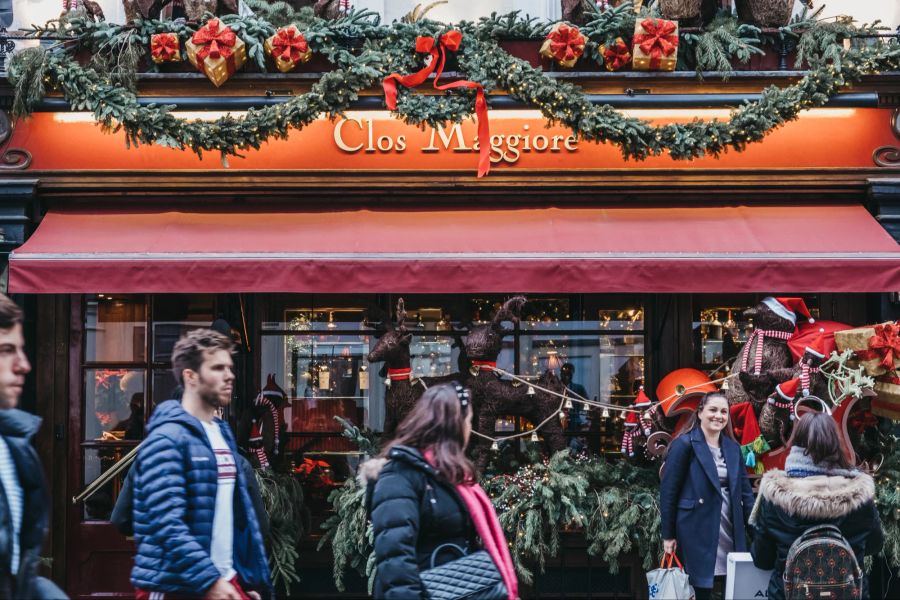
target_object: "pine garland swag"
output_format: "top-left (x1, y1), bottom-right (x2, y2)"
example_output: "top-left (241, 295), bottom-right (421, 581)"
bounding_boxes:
top-left (7, 9), bottom-right (900, 169)
top-left (255, 469), bottom-right (308, 593)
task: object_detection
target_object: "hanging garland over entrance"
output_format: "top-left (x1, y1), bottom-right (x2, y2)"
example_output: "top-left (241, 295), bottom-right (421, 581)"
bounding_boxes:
top-left (7, 7), bottom-right (900, 173)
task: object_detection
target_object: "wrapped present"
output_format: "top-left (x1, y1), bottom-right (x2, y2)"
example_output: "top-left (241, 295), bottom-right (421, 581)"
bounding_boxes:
top-left (264, 25), bottom-right (312, 73)
top-left (632, 18), bottom-right (678, 71)
top-left (540, 22), bottom-right (586, 68)
top-left (834, 322), bottom-right (900, 377)
top-left (873, 374), bottom-right (900, 420)
top-left (600, 37), bottom-right (631, 71)
top-left (185, 18), bottom-right (246, 87)
top-left (150, 33), bottom-right (181, 64)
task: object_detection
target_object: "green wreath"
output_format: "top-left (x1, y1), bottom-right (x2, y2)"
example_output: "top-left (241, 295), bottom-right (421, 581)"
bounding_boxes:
top-left (7, 6), bottom-right (900, 169)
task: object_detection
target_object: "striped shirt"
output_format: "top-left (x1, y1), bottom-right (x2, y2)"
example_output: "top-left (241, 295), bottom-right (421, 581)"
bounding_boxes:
top-left (201, 420), bottom-right (236, 581)
top-left (0, 436), bottom-right (22, 574)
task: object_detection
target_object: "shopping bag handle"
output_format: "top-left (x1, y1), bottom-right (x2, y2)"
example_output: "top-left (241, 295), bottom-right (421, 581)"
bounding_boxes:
top-left (660, 552), bottom-right (684, 570)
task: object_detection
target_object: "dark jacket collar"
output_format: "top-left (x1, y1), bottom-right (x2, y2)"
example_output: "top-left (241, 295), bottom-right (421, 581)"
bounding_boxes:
top-left (387, 445), bottom-right (438, 476)
top-left (0, 409), bottom-right (41, 440)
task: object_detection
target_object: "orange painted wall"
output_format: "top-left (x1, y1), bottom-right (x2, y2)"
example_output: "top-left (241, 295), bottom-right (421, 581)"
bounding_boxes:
top-left (11, 108), bottom-right (896, 172)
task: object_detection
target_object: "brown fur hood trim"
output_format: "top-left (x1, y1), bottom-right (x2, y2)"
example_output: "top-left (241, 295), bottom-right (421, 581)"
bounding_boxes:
top-left (357, 457), bottom-right (388, 487)
top-left (753, 469), bottom-right (875, 522)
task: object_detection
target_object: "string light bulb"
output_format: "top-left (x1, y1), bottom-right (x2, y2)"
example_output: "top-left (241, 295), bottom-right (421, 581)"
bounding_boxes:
top-left (527, 385), bottom-right (536, 396)
top-left (490, 441), bottom-right (499, 451)
top-left (530, 431), bottom-right (539, 443)
top-left (602, 407), bottom-right (610, 418)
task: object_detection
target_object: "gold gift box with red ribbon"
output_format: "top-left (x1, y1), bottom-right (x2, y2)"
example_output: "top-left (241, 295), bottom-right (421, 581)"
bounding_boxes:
top-left (150, 33), bottom-right (181, 64)
top-left (185, 18), bottom-right (246, 87)
top-left (873, 374), bottom-right (900, 420)
top-left (632, 18), bottom-right (678, 72)
top-left (264, 25), bottom-right (312, 73)
top-left (834, 321), bottom-right (900, 377)
top-left (539, 22), bottom-right (586, 69)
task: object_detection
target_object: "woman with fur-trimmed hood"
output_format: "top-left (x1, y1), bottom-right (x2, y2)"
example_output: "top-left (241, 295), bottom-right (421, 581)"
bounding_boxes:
top-left (750, 412), bottom-right (883, 600)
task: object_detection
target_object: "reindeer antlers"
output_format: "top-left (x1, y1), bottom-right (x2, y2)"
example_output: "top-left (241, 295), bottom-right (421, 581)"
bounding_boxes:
top-left (396, 298), bottom-right (408, 330)
top-left (492, 296), bottom-right (527, 330)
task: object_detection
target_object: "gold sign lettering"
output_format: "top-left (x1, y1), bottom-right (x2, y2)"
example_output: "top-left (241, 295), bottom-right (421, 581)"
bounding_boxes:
top-left (333, 118), bottom-right (578, 166)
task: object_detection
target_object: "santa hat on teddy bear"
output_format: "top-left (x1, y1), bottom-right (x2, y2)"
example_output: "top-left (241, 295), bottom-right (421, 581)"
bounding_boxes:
top-left (761, 297), bottom-right (814, 327)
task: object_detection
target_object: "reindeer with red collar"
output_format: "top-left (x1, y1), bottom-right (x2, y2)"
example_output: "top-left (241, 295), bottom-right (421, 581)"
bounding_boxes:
top-left (464, 296), bottom-right (569, 468)
top-left (367, 299), bottom-right (464, 437)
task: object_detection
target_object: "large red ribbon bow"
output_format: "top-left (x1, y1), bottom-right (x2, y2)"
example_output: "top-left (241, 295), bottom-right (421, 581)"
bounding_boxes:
top-left (382, 30), bottom-right (491, 177)
top-left (192, 18), bottom-right (237, 62)
top-left (547, 23), bottom-right (585, 63)
top-left (272, 26), bottom-right (309, 62)
top-left (868, 322), bottom-right (900, 371)
top-left (633, 19), bottom-right (678, 70)
top-left (151, 33), bottom-right (179, 62)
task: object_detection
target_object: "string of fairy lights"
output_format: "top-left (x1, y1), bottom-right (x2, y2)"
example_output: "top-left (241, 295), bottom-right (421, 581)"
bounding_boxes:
top-left (410, 364), bottom-right (739, 447)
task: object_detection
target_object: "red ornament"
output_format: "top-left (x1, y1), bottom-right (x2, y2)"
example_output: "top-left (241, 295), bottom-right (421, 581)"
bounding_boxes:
top-left (540, 23), bottom-right (586, 68)
top-left (600, 37), bottom-right (631, 71)
top-left (382, 30), bottom-right (491, 178)
top-left (150, 33), bottom-right (180, 64)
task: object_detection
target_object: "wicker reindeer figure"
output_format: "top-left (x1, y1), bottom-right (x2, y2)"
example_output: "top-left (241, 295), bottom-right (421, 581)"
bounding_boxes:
top-left (367, 299), bottom-right (463, 437)
top-left (464, 296), bottom-right (568, 468)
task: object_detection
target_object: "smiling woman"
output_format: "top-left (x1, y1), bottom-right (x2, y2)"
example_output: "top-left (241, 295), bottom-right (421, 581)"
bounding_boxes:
top-left (659, 392), bottom-right (756, 600)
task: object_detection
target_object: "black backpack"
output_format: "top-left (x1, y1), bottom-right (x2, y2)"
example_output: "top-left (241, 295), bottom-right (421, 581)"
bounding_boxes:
top-left (783, 524), bottom-right (862, 600)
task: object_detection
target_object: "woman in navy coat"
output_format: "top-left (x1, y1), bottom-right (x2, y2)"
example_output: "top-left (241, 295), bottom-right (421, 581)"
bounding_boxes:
top-left (659, 392), bottom-right (755, 599)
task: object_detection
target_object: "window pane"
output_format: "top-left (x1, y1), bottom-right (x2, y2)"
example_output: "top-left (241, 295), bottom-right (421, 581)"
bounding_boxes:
top-left (82, 446), bottom-right (133, 521)
top-left (84, 295), bottom-right (146, 363)
top-left (152, 368), bottom-right (180, 412)
top-left (84, 368), bottom-right (145, 441)
top-left (152, 295), bottom-right (216, 362)
top-left (261, 333), bottom-right (371, 433)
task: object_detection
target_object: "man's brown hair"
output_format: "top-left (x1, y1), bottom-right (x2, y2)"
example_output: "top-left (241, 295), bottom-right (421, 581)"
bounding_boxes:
top-left (171, 328), bottom-right (233, 385)
top-left (0, 294), bottom-right (23, 331)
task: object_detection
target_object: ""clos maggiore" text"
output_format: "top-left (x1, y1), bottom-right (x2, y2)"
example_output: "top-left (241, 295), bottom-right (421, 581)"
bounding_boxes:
top-left (333, 117), bottom-right (579, 165)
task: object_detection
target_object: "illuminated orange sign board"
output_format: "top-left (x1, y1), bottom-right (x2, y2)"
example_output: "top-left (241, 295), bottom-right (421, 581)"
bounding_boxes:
top-left (10, 108), bottom-right (896, 171)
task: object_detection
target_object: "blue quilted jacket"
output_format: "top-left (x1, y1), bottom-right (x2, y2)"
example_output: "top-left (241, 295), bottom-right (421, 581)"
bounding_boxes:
top-left (130, 400), bottom-right (271, 595)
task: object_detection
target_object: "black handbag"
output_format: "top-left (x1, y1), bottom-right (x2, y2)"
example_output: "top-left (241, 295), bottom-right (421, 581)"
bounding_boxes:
top-left (420, 543), bottom-right (508, 600)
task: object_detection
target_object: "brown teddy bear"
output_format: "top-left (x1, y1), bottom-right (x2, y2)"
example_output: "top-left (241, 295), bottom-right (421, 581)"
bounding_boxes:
top-left (725, 297), bottom-right (813, 410)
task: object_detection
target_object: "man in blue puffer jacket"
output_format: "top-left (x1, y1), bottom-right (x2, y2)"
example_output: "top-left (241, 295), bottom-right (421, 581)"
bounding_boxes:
top-left (131, 329), bottom-right (271, 600)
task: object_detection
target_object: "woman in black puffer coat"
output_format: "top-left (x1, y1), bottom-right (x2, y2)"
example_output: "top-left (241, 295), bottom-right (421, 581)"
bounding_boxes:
top-left (750, 412), bottom-right (883, 600)
top-left (361, 382), bottom-right (518, 600)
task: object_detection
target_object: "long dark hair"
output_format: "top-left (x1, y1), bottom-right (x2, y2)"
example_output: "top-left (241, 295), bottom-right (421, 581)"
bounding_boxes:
top-left (380, 383), bottom-right (476, 485)
top-left (684, 392), bottom-right (736, 441)
top-left (786, 411), bottom-right (853, 470)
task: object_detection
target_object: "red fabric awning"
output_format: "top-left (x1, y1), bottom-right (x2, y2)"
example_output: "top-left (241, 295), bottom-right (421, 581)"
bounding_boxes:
top-left (9, 205), bottom-right (900, 293)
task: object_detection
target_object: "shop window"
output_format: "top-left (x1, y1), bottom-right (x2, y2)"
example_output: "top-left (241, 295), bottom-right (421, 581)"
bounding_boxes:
top-left (691, 295), bottom-right (819, 371)
top-left (260, 296), bottom-right (380, 510)
top-left (83, 368), bottom-right (145, 442)
top-left (152, 295), bottom-right (216, 361)
top-left (80, 294), bottom-right (220, 522)
top-left (84, 294), bottom-right (146, 363)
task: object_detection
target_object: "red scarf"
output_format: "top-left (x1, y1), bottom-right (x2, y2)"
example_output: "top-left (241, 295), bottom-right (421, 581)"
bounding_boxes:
top-left (424, 450), bottom-right (518, 599)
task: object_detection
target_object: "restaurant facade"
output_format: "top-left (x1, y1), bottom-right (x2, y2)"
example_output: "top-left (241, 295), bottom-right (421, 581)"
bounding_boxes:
top-left (0, 18), bottom-right (899, 597)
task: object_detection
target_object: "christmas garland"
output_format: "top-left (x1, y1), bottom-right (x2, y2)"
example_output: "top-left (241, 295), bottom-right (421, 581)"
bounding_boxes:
top-left (7, 7), bottom-right (899, 171)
